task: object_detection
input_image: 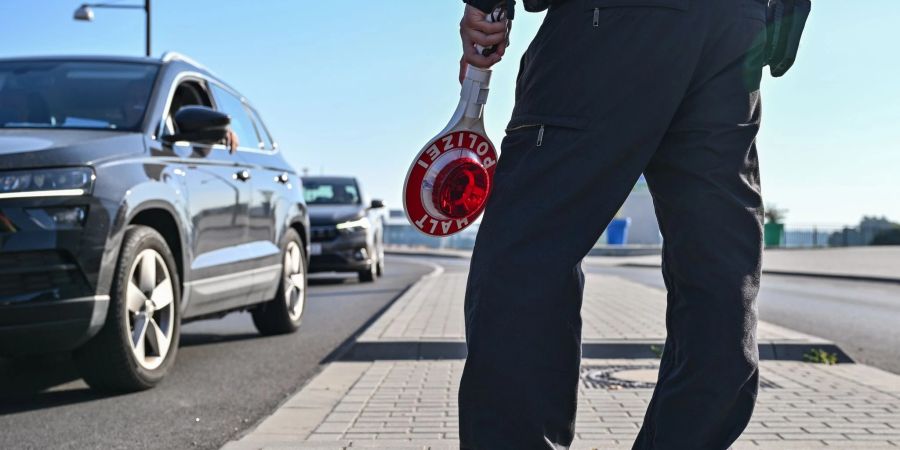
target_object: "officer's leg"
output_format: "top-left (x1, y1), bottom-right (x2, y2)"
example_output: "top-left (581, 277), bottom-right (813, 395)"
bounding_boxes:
top-left (634, 4), bottom-right (768, 449)
top-left (459, 124), bottom-right (652, 450)
top-left (458, 3), bottom-right (708, 448)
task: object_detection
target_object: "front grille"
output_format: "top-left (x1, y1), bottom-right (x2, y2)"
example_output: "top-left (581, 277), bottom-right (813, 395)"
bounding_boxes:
top-left (309, 253), bottom-right (350, 266)
top-left (311, 226), bottom-right (339, 242)
top-left (0, 251), bottom-right (91, 302)
top-left (0, 251), bottom-right (69, 272)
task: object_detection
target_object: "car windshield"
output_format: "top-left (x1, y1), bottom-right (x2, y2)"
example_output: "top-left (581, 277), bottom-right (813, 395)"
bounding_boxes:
top-left (302, 179), bottom-right (361, 205)
top-left (0, 61), bottom-right (159, 131)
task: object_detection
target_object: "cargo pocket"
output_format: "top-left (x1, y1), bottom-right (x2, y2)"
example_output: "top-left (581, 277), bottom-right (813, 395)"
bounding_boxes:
top-left (506, 115), bottom-right (588, 148)
top-left (584, 0), bottom-right (689, 10)
top-left (492, 114), bottom-right (589, 210)
top-left (581, 0), bottom-right (691, 15)
top-left (585, 0), bottom-right (689, 26)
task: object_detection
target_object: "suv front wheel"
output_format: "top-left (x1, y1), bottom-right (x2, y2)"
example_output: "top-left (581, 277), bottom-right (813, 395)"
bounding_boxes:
top-left (74, 225), bottom-right (182, 392)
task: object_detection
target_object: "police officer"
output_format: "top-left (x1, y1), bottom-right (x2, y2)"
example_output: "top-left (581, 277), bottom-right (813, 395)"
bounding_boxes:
top-left (457, 0), bottom-right (780, 448)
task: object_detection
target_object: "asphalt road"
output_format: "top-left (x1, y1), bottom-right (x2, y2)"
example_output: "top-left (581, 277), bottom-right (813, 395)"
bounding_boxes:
top-left (0, 256), bottom-right (432, 450)
top-left (583, 263), bottom-right (900, 375)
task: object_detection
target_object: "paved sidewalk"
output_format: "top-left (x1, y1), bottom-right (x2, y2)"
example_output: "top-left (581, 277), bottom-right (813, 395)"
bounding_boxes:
top-left (225, 264), bottom-right (900, 449)
top-left (349, 270), bottom-right (845, 361)
top-left (387, 246), bottom-right (900, 283)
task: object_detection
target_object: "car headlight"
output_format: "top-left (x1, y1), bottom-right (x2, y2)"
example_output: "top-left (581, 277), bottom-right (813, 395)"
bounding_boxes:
top-left (0, 167), bottom-right (95, 199)
top-left (336, 217), bottom-right (370, 233)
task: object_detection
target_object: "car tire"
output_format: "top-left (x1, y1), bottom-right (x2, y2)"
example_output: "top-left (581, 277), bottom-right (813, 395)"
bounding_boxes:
top-left (358, 267), bottom-right (376, 283)
top-left (375, 234), bottom-right (385, 277)
top-left (74, 225), bottom-right (181, 392)
top-left (358, 247), bottom-right (377, 283)
top-left (252, 228), bottom-right (307, 336)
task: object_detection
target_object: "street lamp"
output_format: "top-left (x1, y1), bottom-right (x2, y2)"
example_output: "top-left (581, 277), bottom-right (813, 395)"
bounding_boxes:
top-left (73, 1), bottom-right (152, 57)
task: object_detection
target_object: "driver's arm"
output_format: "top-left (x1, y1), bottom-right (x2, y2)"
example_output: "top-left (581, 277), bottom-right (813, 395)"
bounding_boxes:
top-left (226, 129), bottom-right (239, 154)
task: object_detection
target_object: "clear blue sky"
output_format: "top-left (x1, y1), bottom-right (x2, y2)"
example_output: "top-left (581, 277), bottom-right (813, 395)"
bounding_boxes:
top-left (1, 0), bottom-right (897, 227)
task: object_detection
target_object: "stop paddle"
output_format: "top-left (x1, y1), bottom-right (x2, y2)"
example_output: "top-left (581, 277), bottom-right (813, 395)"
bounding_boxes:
top-left (403, 8), bottom-right (506, 237)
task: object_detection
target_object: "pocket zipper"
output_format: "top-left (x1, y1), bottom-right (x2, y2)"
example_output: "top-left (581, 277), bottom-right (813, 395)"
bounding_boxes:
top-left (593, 8), bottom-right (600, 27)
top-left (505, 123), bottom-right (546, 148)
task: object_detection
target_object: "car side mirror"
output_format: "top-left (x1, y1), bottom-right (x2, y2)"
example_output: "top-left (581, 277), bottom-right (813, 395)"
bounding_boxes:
top-left (370, 199), bottom-right (385, 209)
top-left (162, 106), bottom-right (230, 146)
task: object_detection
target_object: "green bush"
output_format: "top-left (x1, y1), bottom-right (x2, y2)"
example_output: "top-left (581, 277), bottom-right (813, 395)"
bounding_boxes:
top-left (764, 203), bottom-right (788, 224)
top-left (872, 227), bottom-right (900, 245)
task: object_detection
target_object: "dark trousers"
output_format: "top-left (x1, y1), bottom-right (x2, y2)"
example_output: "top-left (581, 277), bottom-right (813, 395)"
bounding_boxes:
top-left (459, 0), bottom-right (769, 448)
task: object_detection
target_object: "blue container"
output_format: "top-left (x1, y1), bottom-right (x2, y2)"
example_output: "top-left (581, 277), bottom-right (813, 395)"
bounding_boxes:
top-left (606, 218), bottom-right (631, 246)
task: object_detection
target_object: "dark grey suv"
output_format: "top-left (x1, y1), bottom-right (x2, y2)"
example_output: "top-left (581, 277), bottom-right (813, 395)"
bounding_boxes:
top-left (302, 176), bottom-right (386, 282)
top-left (0, 53), bottom-right (310, 391)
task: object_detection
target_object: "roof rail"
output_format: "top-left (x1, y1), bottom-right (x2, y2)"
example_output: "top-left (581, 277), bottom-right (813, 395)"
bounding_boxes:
top-left (160, 51), bottom-right (210, 72)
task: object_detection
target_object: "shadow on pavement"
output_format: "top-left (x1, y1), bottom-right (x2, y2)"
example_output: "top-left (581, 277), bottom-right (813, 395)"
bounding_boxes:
top-left (308, 287), bottom-right (401, 298)
top-left (0, 387), bottom-right (109, 415)
top-left (335, 342), bottom-right (854, 363)
top-left (308, 275), bottom-right (353, 286)
top-left (0, 354), bottom-right (112, 415)
top-left (0, 271), bottom-right (400, 414)
top-left (179, 332), bottom-right (261, 348)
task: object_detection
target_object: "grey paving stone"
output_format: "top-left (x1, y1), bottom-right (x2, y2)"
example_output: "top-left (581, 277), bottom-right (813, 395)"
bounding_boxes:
top-left (749, 441), bottom-right (827, 449)
top-left (225, 270), bottom-right (900, 450)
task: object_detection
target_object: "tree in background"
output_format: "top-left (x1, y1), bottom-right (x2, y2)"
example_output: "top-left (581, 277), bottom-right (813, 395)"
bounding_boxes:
top-left (872, 227), bottom-right (900, 245)
top-left (764, 204), bottom-right (788, 248)
top-left (829, 216), bottom-right (899, 247)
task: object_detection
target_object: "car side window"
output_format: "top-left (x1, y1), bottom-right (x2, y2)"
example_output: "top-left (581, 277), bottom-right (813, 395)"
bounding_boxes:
top-left (247, 107), bottom-right (275, 151)
top-left (210, 84), bottom-right (261, 151)
top-left (162, 80), bottom-right (212, 138)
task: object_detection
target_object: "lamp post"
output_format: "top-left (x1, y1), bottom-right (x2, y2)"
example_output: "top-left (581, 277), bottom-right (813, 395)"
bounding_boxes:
top-left (74, 1), bottom-right (151, 57)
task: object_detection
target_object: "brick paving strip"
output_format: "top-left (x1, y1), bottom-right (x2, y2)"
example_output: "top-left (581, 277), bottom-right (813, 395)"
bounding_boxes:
top-left (224, 265), bottom-right (900, 450)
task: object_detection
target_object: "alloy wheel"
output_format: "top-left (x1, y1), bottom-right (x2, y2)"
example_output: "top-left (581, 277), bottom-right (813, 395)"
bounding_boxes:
top-left (284, 241), bottom-right (306, 321)
top-left (124, 249), bottom-right (175, 371)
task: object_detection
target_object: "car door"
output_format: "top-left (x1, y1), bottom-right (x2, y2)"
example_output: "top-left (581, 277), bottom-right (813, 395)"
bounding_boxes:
top-left (208, 85), bottom-right (285, 305)
top-left (161, 79), bottom-right (254, 316)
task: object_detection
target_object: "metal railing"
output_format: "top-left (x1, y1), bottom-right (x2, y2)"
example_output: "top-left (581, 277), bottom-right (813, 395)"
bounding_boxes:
top-left (782, 227), bottom-right (842, 248)
top-left (779, 224), bottom-right (898, 248)
top-left (386, 220), bottom-right (895, 250)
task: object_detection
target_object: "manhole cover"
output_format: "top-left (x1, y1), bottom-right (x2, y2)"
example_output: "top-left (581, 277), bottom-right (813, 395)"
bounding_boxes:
top-left (582, 365), bottom-right (658, 390)
top-left (581, 365), bottom-right (781, 390)
top-left (610, 368), bottom-right (659, 384)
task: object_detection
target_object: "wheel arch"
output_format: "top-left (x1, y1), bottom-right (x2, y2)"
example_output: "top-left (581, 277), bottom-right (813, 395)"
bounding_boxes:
top-left (288, 219), bottom-right (309, 260)
top-left (99, 175), bottom-right (192, 300)
top-left (128, 207), bottom-right (186, 289)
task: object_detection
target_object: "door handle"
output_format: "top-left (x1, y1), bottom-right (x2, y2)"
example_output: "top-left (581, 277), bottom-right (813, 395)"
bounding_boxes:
top-left (234, 169), bottom-right (251, 182)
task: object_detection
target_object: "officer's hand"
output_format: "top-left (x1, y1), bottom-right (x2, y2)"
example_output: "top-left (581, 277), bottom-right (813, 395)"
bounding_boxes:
top-left (459, 5), bottom-right (509, 82)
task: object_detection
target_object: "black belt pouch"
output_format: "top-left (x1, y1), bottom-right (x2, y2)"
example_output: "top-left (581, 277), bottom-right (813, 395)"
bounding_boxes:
top-left (767, 0), bottom-right (812, 77)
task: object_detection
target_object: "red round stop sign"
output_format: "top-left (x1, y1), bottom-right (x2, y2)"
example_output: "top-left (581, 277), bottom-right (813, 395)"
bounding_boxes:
top-left (403, 130), bottom-right (498, 237)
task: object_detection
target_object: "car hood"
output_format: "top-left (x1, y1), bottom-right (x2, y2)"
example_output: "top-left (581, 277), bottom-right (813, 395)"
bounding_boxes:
top-left (308, 204), bottom-right (365, 226)
top-left (0, 129), bottom-right (145, 170)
